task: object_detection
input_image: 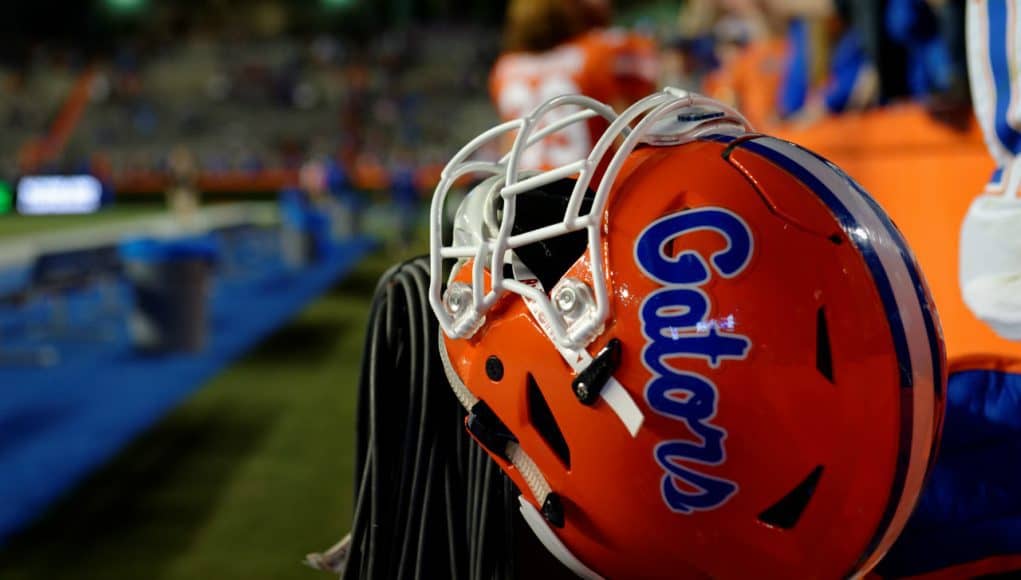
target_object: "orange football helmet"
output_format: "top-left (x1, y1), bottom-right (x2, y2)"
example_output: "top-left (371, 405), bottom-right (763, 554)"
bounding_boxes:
top-left (428, 89), bottom-right (946, 578)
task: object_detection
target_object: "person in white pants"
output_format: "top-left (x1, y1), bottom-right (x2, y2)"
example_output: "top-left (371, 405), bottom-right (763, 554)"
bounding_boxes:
top-left (961, 0), bottom-right (1021, 339)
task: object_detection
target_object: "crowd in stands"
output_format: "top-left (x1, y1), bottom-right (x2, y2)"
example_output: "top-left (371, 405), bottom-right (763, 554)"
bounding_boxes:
top-left (0, 26), bottom-right (499, 193)
top-left (0, 0), bottom-right (974, 195)
top-left (0, 51), bottom-right (79, 182)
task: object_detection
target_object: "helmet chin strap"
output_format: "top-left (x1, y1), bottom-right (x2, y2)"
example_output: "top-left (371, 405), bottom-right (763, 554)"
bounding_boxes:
top-left (439, 250), bottom-right (642, 579)
top-left (437, 331), bottom-right (480, 411)
top-left (439, 337), bottom-right (552, 503)
top-left (517, 496), bottom-right (605, 580)
top-left (439, 337), bottom-right (603, 579)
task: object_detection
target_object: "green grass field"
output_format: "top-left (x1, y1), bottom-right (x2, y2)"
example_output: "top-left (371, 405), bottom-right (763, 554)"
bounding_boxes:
top-left (0, 210), bottom-right (418, 579)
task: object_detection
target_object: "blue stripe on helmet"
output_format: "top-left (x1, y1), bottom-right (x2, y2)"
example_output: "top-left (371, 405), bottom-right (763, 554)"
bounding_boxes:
top-left (736, 139), bottom-right (915, 389)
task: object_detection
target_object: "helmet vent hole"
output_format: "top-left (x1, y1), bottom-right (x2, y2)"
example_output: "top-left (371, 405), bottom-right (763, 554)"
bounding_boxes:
top-left (816, 307), bottom-right (834, 383)
top-left (758, 465), bottom-right (824, 530)
top-left (511, 178), bottom-right (594, 291)
top-left (526, 374), bottom-right (571, 469)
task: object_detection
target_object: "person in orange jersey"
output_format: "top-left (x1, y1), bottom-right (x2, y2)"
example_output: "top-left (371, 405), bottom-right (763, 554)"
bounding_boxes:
top-left (489, 0), bottom-right (658, 170)
top-left (702, 0), bottom-right (791, 128)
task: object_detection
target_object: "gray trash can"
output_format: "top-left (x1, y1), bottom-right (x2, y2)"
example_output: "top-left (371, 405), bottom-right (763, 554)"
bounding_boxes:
top-left (120, 237), bottom-right (218, 353)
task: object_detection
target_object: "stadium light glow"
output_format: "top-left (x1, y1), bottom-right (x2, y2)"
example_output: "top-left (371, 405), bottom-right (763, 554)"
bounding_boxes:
top-left (17, 175), bottom-right (104, 215)
top-left (322, 0), bottom-right (355, 10)
top-left (105, 0), bottom-right (146, 14)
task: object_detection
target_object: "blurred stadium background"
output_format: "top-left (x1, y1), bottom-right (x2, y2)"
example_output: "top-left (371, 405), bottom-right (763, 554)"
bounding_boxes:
top-left (0, 0), bottom-right (995, 578)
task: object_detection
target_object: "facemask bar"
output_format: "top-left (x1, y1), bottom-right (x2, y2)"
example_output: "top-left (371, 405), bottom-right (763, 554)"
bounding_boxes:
top-left (429, 88), bottom-right (752, 349)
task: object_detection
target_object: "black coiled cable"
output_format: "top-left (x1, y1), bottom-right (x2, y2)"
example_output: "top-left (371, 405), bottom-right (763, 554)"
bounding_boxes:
top-left (344, 256), bottom-right (521, 580)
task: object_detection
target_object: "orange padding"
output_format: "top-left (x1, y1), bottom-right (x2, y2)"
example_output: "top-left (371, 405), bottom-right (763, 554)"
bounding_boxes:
top-left (774, 103), bottom-right (1017, 362)
top-left (949, 353), bottom-right (1021, 374)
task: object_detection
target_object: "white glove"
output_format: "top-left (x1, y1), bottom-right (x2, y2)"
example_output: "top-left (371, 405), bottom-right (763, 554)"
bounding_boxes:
top-left (960, 194), bottom-right (1021, 340)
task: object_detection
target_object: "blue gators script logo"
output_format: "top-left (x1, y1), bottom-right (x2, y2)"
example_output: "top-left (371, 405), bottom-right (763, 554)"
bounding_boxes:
top-left (634, 207), bottom-right (753, 514)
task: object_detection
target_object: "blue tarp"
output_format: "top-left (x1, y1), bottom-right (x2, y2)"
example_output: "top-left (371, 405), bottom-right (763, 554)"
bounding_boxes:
top-left (0, 237), bottom-right (374, 544)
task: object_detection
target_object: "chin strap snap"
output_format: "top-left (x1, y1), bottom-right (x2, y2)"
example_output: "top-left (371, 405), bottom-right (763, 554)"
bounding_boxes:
top-left (572, 338), bottom-right (622, 405)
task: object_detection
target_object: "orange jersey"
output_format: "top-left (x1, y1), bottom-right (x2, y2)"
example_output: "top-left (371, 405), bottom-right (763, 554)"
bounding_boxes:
top-left (704, 38), bottom-right (788, 130)
top-left (490, 29), bottom-right (658, 169)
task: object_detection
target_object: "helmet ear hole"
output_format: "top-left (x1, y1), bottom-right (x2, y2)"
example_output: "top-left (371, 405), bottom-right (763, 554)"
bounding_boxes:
top-left (512, 178), bottom-right (595, 291)
top-left (526, 374), bottom-right (572, 469)
top-left (758, 466), bottom-right (824, 530)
